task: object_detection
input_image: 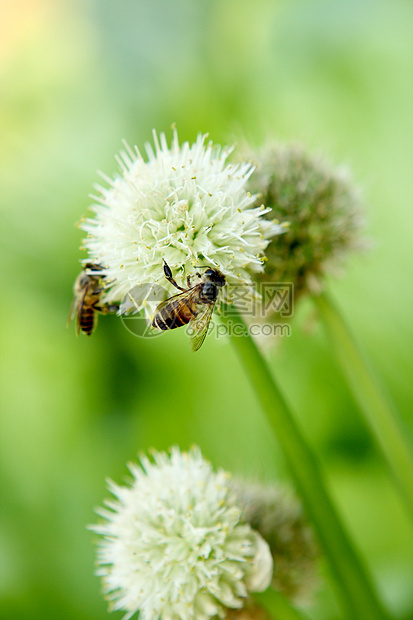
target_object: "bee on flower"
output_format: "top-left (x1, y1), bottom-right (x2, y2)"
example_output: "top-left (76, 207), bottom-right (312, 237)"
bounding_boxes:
top-left (79, 129), bottom-right (285, 327)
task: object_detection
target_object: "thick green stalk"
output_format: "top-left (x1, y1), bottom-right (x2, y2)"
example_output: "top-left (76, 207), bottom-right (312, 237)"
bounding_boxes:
top-left (220, 306), bottom-right (389, 620)
top-left (314, 292), bottom-right (413, 520)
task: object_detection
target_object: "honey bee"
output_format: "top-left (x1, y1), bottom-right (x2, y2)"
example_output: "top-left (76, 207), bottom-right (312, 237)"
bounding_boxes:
top-left (68, 263), bottom-right (119, 336)
top-left (152, 260), bottom-right (226, 351)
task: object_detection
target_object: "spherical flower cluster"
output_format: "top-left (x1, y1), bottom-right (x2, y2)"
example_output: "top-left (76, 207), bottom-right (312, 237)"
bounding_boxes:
top-left (232, 479), bottom-right (319, 604)
top-left (81, 130), bottom-right (284, 306)
top-left (244, 142), bottom-right (365, 306)
top-left (91, 448), bottom-right (273, 620)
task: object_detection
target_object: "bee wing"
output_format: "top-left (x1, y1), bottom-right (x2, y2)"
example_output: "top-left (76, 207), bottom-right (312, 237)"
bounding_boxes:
top-left (67, 294), bottom-right (79, 328)
top-left (153, 287), bottom-right (193, 312)
top-left (188, 302), bottom-right (215, 351)
top-left (68, 285), bottom-right (89, 337)
top-left (152, 286), bottom-right (201, 328)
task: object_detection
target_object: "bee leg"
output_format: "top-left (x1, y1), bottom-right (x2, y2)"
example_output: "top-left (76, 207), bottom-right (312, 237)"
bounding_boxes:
top-left (102, 303), bottom-right (120, 314)
top-left (163, 259), bottom-right (186, 291)
top-left (187, 274), bottom-right (192, 288)
top-left (94, 303), bottom-right (119, 315)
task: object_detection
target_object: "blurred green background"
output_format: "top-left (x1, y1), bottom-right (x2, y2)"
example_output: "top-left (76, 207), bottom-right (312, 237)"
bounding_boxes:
top-left (1, 0), bottom-right (412, 618)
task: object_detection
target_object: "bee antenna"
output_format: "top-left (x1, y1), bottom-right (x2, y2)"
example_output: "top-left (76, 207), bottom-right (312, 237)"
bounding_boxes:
top-left (194, 265), bottom-right (210, 269)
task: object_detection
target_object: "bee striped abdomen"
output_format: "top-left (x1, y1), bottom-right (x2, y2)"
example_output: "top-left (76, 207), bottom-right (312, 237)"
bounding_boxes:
top-left (80, 308), bottom-right (96, 336)
top-left (153, 298), bottom-right (197, 331)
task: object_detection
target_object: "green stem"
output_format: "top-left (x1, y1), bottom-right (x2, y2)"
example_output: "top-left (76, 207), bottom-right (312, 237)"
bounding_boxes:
top-left (254, 589), bottom-right (309, 620)
top-left (314, 292), bottom-right (413, 520)
top-left (221, 306), bottom-right (389, 620)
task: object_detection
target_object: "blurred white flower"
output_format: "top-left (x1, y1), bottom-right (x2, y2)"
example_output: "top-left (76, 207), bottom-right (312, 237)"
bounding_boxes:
top-left (91, 447), bottom-right (273, 620)
top-left (231, 479), bottom-right (319, 604)
top-left (243, 142), bottom-right (365, 304)
top-left (81, 129), bottom-right (284, 305)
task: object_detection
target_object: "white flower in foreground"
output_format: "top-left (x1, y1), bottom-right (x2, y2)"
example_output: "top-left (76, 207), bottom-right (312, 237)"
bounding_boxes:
top-left (91, 447), bottom-right (273, 620)
top-left (81, 129), bottom-right (284, 305)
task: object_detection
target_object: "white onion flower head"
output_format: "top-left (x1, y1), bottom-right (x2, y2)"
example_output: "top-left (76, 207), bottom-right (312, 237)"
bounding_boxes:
top-left (91, 447), bottom-right (273, 620)
top-left (81, 129), bottom-right (284, 305)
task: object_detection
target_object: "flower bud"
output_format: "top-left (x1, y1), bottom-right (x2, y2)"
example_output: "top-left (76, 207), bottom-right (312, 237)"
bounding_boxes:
top-left (244, 142), bottom-right (365, 312)
top-left (232, 479), bottom-right (319, 604)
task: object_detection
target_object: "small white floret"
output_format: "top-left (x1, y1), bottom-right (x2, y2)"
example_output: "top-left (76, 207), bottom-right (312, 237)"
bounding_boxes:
top-left (81, 130), bottom-right (284, 306)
